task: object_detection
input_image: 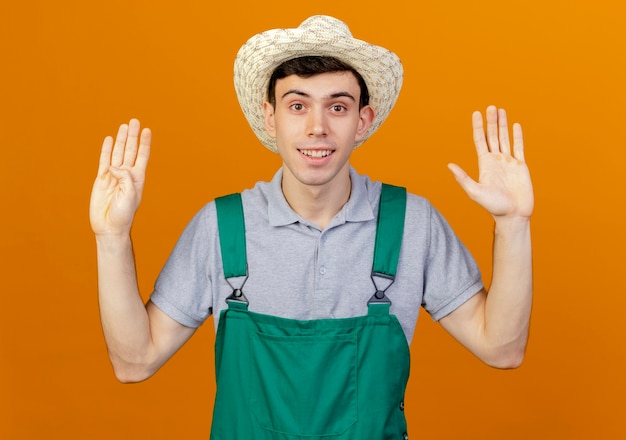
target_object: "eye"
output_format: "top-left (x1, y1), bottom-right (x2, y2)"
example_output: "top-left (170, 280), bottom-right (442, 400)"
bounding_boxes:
top-left (290, 103), bottom-right (304, 111)
top-left (331, 104), bottom-right (347, 112)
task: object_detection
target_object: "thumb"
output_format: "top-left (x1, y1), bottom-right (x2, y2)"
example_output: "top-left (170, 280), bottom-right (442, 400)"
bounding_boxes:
top-left (447, 163), bottom-right (478, 198)
top-left (107, 166), bottom-right (138, 194)
top-left (108, 166), bottom-right (131, 181)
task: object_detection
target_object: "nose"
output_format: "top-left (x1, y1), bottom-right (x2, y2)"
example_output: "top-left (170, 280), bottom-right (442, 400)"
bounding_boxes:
top-left (307, 107), bottom-right (327, 137)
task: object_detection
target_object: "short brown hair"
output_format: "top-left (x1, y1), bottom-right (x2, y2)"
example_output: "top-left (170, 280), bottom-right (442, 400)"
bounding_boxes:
top-left (267, 56), bottom-right (370, 109)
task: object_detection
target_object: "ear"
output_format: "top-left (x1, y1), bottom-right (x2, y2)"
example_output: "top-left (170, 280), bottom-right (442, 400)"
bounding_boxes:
top-left (354, 105), bottom-right (375, 142)
top-left (263, 101), bottom-right (277, 138)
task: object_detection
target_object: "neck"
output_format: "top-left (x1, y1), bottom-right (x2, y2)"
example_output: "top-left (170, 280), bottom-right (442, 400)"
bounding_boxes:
top-left (281, 169), bottom-right (352, 230)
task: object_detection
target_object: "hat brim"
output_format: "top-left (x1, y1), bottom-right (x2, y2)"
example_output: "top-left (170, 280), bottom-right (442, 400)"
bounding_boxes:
top-left (234, 15), bottom-right (403, 153)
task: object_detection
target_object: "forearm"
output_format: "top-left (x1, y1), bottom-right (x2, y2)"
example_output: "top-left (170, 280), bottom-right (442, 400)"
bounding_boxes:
top-left (96, 234), bottom-right (155, 380)
top-left (483, 217), bottom-right (533, 366)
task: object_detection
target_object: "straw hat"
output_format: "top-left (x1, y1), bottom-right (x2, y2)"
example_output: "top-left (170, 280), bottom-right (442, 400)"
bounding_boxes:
top-left (234, 15), bottom-right (403, 153)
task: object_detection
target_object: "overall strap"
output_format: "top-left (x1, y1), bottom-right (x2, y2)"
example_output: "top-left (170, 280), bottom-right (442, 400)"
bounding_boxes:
top-left (215, 193), bottom-right (249, 305)
top-left (368, 183), bottom-right (407, 307)
top-left (215, 185), bottom-right (407, 308)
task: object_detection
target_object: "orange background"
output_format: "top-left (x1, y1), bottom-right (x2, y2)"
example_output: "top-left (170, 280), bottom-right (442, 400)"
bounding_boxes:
top-left (1, 0), bottom-right (625, 438)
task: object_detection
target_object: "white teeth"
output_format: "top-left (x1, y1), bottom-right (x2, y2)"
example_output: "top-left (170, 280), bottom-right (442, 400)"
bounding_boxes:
top-left (300, 150), bottom-right (332, 158)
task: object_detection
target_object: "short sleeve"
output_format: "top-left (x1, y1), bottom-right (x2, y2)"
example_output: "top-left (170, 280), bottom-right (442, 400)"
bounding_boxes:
top-left (150, 203), bottom-right (217, 328)
top-left (421, 206), bottom-right (484, 321)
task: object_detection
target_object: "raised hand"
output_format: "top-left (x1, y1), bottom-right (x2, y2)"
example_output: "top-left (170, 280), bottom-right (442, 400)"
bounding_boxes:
top-left (448, 106), bottom-right (534, 221)
top-left (90, 119), bottom-right (152, 236)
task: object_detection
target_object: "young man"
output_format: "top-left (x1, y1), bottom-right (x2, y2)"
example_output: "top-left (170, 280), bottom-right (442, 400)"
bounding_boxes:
top-left (90, 15), bottom-right (533, 439)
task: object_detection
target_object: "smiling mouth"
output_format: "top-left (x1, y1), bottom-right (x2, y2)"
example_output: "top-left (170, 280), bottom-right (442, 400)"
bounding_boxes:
top-left (298, 149), bottom-right (333, 158)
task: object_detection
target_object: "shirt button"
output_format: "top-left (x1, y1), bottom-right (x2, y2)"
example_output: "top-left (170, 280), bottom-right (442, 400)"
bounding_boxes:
top-left (319, 267), bottom-right (326, 275)
top-left (399, 400), bottom-right (404, 411)
top-left (402, 433), bottom-right (409, 440)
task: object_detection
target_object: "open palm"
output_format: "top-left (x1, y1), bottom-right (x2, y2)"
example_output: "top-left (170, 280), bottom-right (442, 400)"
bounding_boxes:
top-left (448, 106), bottom-right (533, 220)
top-left (90, 119), bottom-right (152, 236)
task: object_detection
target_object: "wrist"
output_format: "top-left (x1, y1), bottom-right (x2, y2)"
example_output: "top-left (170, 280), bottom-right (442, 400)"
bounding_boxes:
top-left (493, 215), bottom-right (531, 236)
top-left (95, 233), bottom-right (133, 252)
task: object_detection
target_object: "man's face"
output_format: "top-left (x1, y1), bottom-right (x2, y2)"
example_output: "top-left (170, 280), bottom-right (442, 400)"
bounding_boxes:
top-left (263, 71), bottom-right (374, 193)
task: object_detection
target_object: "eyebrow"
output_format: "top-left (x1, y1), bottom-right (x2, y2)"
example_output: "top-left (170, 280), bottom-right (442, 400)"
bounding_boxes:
top-left (281, 89), bottom-right (357, 102)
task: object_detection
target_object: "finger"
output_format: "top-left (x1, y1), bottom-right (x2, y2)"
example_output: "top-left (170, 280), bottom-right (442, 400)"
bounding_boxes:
top-left (123, 119), bottom-right (141, 167)
top-left (485, 105), bottom-right (499, 152)
top-left (108, 166), bottom-right (136, 198)
top-left (472, 111), bottom-right (489, 155)
top-left (134, 128), bottom-right (152, 177)
top-left (108, 165), bottom-right (131, 181)
top-left (447, 163), bottom-right (479, 200)
top-left (97, 136), bottom-right (114, 178)
top-left (497, 108), bottom-right (511, 156)
top-left (512, 122), bottom-right (525, 161)
top-left (111, 123), bottom-right (129, 168)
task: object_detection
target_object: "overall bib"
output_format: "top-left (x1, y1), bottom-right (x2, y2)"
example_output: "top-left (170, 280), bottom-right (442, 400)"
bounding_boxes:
top-left (210, 184), bottom-right (411, 440)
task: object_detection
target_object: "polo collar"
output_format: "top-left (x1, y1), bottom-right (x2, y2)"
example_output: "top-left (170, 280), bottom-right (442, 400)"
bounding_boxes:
top-left (267, 167), bottom-right (376, 227)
